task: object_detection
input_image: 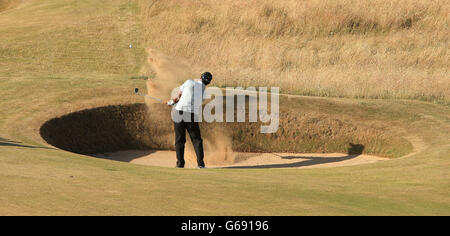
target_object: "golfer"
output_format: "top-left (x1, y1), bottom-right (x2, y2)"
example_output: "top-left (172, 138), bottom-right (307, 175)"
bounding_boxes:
top-left (168, 72), bottom-right (213, 168)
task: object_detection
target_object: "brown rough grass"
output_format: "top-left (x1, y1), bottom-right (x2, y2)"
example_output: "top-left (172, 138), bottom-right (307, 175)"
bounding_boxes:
top-left (0, 0), bottom-right (22, 12)
top-left (140, 0), bottom-right (449, 103)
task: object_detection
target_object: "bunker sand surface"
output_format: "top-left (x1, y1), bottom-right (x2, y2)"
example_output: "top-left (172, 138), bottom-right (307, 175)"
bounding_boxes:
top-left (94, 150), bottom-right (387, 169)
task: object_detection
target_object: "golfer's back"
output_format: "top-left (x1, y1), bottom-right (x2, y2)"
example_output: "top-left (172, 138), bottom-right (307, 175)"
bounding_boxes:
top-left (175, 79), bottom-right (205, 114)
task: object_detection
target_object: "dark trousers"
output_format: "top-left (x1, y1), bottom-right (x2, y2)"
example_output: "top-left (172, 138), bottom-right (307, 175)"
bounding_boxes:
top-left (174, 111), bottom-right (205, 167)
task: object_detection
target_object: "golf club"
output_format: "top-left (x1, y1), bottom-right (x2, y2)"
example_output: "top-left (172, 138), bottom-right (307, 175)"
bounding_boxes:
top-left (134, 87), bottom-right (164, 102)
top-left (134, 88), bottom-right (176, 106)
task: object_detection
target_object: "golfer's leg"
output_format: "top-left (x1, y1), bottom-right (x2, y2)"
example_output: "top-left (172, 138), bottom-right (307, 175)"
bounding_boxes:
top-left (187, 119), bottom-right (205, 167)
top-left (174, 120), bottom-right (186, 168)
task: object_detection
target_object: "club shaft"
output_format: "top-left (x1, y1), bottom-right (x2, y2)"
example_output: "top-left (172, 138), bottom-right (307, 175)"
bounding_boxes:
top-left (137, 92), bottom-right (163, 102)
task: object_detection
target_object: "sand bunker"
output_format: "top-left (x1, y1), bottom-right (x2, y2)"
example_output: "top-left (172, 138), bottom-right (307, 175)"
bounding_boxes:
top-left (93, 150), bottom-right (387, 169)
top-left (40, 102), bottom-right (405, 169)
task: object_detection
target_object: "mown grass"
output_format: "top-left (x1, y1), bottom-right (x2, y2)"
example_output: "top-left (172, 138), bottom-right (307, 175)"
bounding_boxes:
top-left (0, 0), bottom-right (146, 77)
top-left (0, 0), bottom-right (449, 215)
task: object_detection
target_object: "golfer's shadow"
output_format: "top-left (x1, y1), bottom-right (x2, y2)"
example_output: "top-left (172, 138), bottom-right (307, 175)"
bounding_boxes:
top-left (226, 143), bottom-right (365, 169)
top-left (0, 137), bottom-right (54, 149)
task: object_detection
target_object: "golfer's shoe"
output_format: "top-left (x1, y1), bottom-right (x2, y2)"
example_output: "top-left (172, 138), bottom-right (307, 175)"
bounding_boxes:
top-left (197, 166), bottom-right (206, 169)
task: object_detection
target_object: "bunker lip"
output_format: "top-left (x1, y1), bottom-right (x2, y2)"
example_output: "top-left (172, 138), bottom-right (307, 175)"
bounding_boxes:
top-left (39, 103), bottom-right (403, 169)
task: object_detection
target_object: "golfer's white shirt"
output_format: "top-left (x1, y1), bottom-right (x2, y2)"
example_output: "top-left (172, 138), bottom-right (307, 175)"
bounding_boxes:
top-left (175, 80), bottom-right (205, 114)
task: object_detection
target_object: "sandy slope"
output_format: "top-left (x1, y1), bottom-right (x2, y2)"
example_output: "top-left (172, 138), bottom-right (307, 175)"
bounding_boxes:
top-left (93, 150), bottom-right (387, 169)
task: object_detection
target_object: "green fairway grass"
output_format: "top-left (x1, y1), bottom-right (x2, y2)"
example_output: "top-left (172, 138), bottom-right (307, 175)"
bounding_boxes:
top-left (0, 0), bottom-right (449, 215)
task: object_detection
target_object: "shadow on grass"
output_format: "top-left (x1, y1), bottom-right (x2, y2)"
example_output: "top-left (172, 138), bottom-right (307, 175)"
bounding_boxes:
top-left (226, 143), bottom-right (365, 169)
top-left (92, 150), bottom-right (157, 163)
top-left (0, 137), bottom-right (55, 150)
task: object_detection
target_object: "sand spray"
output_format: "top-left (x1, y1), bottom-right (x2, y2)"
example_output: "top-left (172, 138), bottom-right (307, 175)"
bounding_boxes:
top-left (144, 48), bottom-right (235, 166)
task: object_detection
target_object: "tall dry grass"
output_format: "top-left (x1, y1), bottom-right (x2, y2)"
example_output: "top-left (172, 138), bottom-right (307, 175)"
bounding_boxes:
top-left (139, 0), bottom-right (449, 103)
top-left (0, 0), bottom-right (20, 12)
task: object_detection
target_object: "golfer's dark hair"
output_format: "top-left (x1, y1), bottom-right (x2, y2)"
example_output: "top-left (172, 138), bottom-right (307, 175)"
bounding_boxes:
top-left (201, 72), bottom-right (213, 85)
